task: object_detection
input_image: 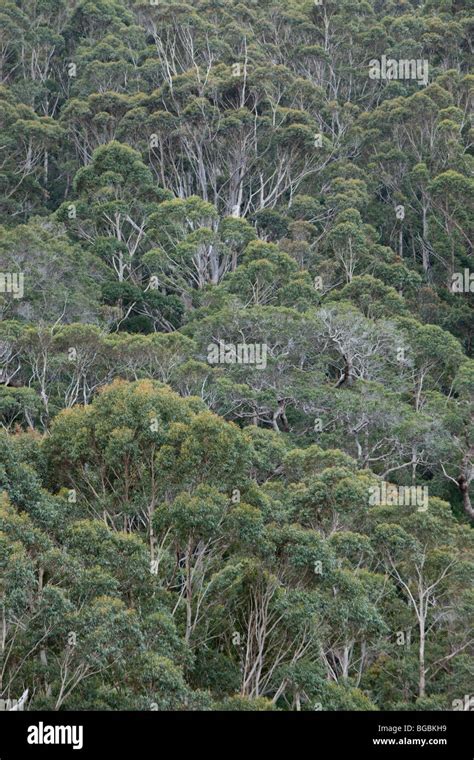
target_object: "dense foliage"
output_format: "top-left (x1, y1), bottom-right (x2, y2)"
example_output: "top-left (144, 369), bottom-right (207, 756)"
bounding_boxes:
top-left (0, 0), bottom-right (472, 711)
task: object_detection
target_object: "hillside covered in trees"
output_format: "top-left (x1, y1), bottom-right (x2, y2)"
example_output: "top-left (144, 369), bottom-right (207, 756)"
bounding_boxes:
top-left (0, 0), bottom-right (473, 712)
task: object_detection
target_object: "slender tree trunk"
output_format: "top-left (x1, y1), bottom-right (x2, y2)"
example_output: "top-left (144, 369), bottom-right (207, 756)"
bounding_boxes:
top-left (421, 201), bottom-right (430, 273)
top-left (185, 540), bottom-right (193, 645)
top-left (418, 604), bottom-right (426, 698)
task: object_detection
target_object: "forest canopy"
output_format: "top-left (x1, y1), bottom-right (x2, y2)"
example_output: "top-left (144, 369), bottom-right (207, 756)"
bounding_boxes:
top-left (0, 0), bottom-right (472, 712)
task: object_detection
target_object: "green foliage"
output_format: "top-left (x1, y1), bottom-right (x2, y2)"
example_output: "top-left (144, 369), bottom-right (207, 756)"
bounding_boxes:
top-left (0, 0), bottom-right (472, 713)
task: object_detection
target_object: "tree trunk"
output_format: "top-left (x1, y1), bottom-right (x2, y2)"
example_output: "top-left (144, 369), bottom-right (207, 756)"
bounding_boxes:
top-left (419, 612), bottom-right (426, 698)
top-left (458, 474), bottom-right (474, 520)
